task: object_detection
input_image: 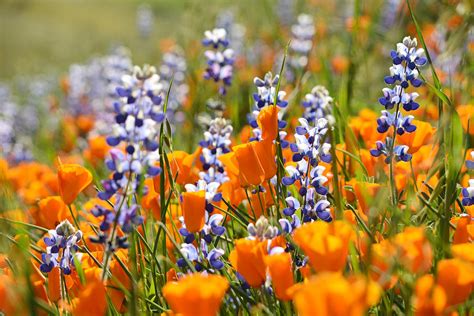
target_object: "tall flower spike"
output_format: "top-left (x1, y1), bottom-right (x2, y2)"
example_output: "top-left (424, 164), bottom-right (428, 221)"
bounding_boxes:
top-left (371, 36), bottom-right (426, 163)
top-left (199, 117), bottom-right (233, 185)
top-left (91, 65), bottom-right (163, 253)
top-left (282, 117), bottom-right (332, 223)
top-left (203, 28), bottom-right (234, 95)
top-left (302, 85), bottom-right (334, 125)
top-left (286, 14), bottom-right (315, 82)
top-left (159, 47), bottom-right (188, 125)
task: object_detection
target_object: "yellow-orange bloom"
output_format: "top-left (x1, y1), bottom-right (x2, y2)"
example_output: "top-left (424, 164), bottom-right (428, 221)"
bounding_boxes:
top-left (229, 238), bottom-right (267, 287)
top-left (37, 196), bottom-right (71, 228)
top-left (57, 164), bottom-right (92, 205)
top-left (257, 105), bottom-right (279, 142)
top-left (436, 258), bottom-right (474, 307)
top-left (265, 252), bottom-right (294, 301)
top-left (232, 140), bottom-right (276, 187)
top-left (412, 275), bottom-right (447, 316)
top-left (393, 227), bottom-right (432, 274)
top-left (290, 272), bottom-right (381, 316)
top-left (451, 243), bottom-right (474, 264)
top-left (163, 273), bottom-right (229, 316)
top-left (180, 191), bottom-right (206, 233)
top-left (293, 221), bottom-right (354, 272)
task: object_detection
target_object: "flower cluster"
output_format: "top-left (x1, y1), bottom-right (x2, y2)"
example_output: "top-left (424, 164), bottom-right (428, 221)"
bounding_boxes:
top-left (287, 14), bottom-right (315, 82)
top-left (202, 28), bottom-right (235, 95)
top-left (40, 220), bottom-right (82, 275)
top-left (199, 117), bottom-right (233, 184)
top-left (462, 151), bottom-right (474, 207)
top-left (282, 117), bottom-right (332, 223)
top-left (301, 85), bottom-right (334, 125)
top-left (249, 72), bottom-right (288, 146)
top-left (136, 4), bottom-right (154, 39)
top-left (92, 65), bottom-right (164, 252)
top-left (159, 48), bottom-right (188, 124)
top-left (370, 36), bottom-right (427, 163)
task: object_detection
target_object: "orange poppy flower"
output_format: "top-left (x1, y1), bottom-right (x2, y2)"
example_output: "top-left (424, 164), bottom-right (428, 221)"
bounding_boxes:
top-left (398, 120), bottom-right (435, 153)
top-left (232, 140), bottom-right (276, 187)
top-left (180, 191), bottom-right (206, 233)
top-left (163, 273), bottom-right (229, 316)
top-left (71, 278), bottom-right (107, 316)
top-left (457, 104), bottom-right (474, 135)
top-left (349, 180), bottom-right (383, 216)
top-left (37, 196), bottom-right (72, 228)
top-left (257, 105), bottom-right (279, 142)
top-left (229, 238), bottom-right (267, 287)
top-left (58, 164), bottom-right (93, 205)
top-left (289, 272), bottom-right (382, 316)
top-left (451, 243), bottom-right (474, 264)
top-left (412, 274), bottom-right (447, 316)
top-left (84, 136), bottom-right (110, 167)
top-left (293, 221), bottom-right (354, 272)
top-left (393, 227), bottom-right (432, 274)
top-left (436, 258), bottom-right (474, 307)
top-left (265, 252), bottom-right (294, 301)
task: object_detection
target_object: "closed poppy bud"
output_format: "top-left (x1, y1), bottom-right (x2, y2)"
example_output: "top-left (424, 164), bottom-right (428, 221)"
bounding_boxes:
top-left (229, 238), bottom-right (267, 287)
top-left (37, 196), bottom-right (71, 228)
top-left (293, 221), bottom-right (354, 272)
top-left (436, 258), bottom-right (474, 307)
top-left (265, 252), bottom-right (294, 301)
top-left (233, 143), bottom-right (265, 186)
top-left (163, 273), bottom-right (229, 316)
top-left (180, 191), bottom-right (206, 233)
top-left (58, 164), bottom-right (92, 205)
top-left (257, 105), bottom-right (279, 142)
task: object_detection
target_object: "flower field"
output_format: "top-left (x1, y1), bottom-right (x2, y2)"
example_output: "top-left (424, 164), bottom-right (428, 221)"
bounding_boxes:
top-left (0, 0), bottom-right (473, 315)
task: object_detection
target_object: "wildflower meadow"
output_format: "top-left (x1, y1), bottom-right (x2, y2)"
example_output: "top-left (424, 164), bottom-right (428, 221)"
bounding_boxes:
top-left (0, 0), bottom-right (473, 315)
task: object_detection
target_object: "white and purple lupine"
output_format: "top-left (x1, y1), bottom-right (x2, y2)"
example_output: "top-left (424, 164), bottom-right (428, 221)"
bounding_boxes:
top-left (247, 216), bottom-right (279, 240)
top-left (286, 14), bottom-right (315, 83)
top-left (462, 152), bottom-right (474, 207)
top-left (177, 241), bottom-right (225, 271)
top-left (202, 28), bottom-right (235, 95)
top-left (282, 117), bottom-right (332, 222)
top-left (302, 85), bottom-right (334, 125)
top-left (91, 65), bottom-right (163, 252)
top-left (136, 4), bottom-right (154, 39)
top-left (159, 48), bottom-right (188, 124)
top-left (371, 36), bottom-right (426, 163)
top-left (40, 220), bottom-right (82, 275)
top-left (249, 72), bottom-right (289, 147)
top-left (198, 117), bottom-right (232, 185)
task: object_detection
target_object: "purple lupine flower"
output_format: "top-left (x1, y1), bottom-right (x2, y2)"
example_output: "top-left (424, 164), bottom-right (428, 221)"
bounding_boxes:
top-left (282, 117), bottom-right (332, 223)
top-left (462, 152), bottom-right (474, 207)
top-left (302, 85), bottom-right (334, 125)
top-left (276, 0), bottom-right (295, 26)
top-left (136, 4), bottom-right (154, 39)
top-left (203, 28), bottom-right (234, 95)
top-left (462, 180), bottom-right (474, 207)
top-left (91, 65), bottom-right (163, 252)
top-left (40, 220), bottom-right (82, 275)
top-left (247, 216), bottom-right (279, 240)
top-left (286, 14), bottom-right (315, 82)
top-left (159, 48), bottom-right (188, 124)
top-left (371, 36), bottom-right (426, 163)
top-left (198, 117), bottom-right (232, 185)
